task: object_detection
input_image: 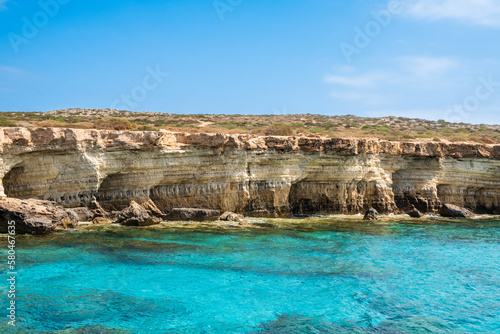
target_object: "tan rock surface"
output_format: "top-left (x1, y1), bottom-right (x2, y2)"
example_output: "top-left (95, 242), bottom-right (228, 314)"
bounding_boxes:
top-left (0, 127), bottom-right (499, 217)
top-left (0, 197), bottom-right (79, 234)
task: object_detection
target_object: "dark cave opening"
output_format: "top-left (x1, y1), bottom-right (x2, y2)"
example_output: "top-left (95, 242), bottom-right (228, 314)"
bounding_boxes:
top-left (3, 164), bottom-right (26, 198)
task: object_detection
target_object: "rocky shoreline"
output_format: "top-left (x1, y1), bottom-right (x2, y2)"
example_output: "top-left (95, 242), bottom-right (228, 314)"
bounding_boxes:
top-left (0, 197), bottom-right (250, 234)
top-left (1, 127), bottom-right (499, 233)
top-left (0, 196), bottom-right (491, 234)
top-left (0, 194), bottom-right (500, 234)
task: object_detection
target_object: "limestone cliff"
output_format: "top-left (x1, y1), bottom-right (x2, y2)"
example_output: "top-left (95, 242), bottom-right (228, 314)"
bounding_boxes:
top-left (1, 127), bottom-right (499, 217)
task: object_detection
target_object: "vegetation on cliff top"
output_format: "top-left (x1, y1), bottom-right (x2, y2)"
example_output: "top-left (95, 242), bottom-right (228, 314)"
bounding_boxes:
top-left (1, 108), bottom-right (499, 144)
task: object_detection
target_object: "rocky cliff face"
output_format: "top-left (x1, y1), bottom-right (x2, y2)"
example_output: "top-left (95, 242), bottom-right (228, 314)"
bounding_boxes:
top-left (1, 127), bottom-right (499, 217)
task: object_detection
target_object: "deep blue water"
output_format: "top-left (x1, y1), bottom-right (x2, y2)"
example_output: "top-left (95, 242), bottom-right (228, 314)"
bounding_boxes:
top-left (2, 219), bottom-right (500, 333)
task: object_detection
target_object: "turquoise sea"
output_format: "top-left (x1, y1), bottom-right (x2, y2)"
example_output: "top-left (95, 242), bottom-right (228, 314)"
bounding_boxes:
top-left (2, 218), bottom-right (500, 333)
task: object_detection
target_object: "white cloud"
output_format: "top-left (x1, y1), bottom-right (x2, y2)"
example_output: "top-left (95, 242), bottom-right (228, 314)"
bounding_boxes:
top-left (325, 57), bottom-right (458, 89)
top-left (397, 56), bottom-right (459, 78)
top-left (326, 57), bottom-right (457, 88)
top-left (324, 57), bottom-right (462, 107)
top-left (324, 71), bottom-right (385, 87)
top-left (324, 69), bottom-right (391, 106)
top-left (401, 0), bottom-right (500, 26)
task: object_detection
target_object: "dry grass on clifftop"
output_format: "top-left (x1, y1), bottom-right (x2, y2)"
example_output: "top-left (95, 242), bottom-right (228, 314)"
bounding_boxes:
top-left (1, 108), bottom-right (499, 144)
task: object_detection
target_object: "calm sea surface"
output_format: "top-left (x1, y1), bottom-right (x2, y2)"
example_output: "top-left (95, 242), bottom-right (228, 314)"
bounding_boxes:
top-left (2, 218), bottom-right (500, 333)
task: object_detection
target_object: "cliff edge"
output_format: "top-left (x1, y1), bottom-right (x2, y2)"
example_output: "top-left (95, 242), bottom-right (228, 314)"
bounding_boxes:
top-left (1, 127), bottom-right (499, 217)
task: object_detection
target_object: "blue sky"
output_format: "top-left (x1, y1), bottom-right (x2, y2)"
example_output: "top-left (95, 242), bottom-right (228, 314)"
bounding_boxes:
top-left (1, 0), bottom-right (500, 124)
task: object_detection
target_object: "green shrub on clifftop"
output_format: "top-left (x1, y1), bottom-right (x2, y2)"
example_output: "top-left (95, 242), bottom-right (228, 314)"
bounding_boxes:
top-left (264, 123), bottom-right (295, 136)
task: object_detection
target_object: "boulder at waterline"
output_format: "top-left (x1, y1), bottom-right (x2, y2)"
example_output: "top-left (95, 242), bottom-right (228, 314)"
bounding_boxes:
top-left (220, 211), bottom-right (245, 222)
top-left (165, 208), bottom-right (221, 221)
top-left (407, 205), bottom-right (424, 218)
top-left (363, 207), bottom-right (379, 220)
top-left (72, 206), bottom-right (95, 222)
top-left (140, 199), bottom-right (167, 218)
top-left (89, 198), bottom-right (107, 218)
top-left (439, 204), bottom-right (474, 218)
top-left (115, 200), bottom-right (162, 226)
top-left (92, 217), bottom-right (113, 224)
top-left (0, 198), bottom-right (79, 234)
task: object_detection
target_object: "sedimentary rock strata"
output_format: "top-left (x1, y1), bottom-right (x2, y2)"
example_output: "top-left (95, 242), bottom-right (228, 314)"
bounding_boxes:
top-left (0, 127), bottom-right (499, 218)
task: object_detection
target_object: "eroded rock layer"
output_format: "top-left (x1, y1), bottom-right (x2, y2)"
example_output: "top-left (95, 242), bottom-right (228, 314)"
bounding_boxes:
top-left (1, 127), bottom-right (499, 216)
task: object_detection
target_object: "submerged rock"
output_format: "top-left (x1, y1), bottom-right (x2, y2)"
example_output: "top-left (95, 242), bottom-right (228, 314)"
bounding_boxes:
top-left (115, 201), bottom-right (162, 226)
top-left (363, 207), bottom-right (379, 220)
top-left (250, 221), bottom-right (277, 228)
top-left (165, 208), bottom-right (221, 221)
top-left (55, 324), bottom-right (132, 334)
top-left (0, 197), bottom-right (79, 234)
top-left (439, 204), bottom-right (474, 218)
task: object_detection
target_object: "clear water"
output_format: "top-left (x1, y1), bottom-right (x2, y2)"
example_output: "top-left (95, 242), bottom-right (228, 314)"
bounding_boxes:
top-left (2, 218), bottom-right (500, 333)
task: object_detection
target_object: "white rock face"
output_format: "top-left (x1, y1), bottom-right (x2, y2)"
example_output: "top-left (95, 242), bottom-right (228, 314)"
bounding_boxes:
top-left (1, 127), bottom-right (499, 216)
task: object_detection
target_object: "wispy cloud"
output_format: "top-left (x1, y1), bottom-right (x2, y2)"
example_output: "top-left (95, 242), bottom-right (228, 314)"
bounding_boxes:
top-left (401, 0), bottom-right (500, 26)
top-left (324, 68), bottom-right (390, 106)
top-left (324, 71), bottom-right (385, 87)
top-left (326, 57), bottom-right (457, 88)
top-left (397, 56), bottom-right (459, 78)
top-left (324, 57), bottom-right (461, 107)
top-left (0, 65), bottom-right (29, 76)
top-left (0, 0), bottom-right (10, 10)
